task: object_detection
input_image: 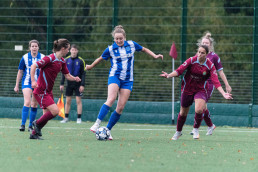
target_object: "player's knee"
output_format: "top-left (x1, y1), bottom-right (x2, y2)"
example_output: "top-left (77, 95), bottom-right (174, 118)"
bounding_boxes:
top-left (180, 112), bottom-right (188, 117)
top-left (24, 102), bottom-right (31, 107)
top-left (52, 108), bottom-right (59, 115)
top-left (66, 100), bottom-right (71, 106)
top-left (106, 98), bottom-right (116, 106)
top-left (76, 99), bottom-right (82, 105)
top-left (116, 105), bottom-right (125, 114)
top-left (31, 103), bottom-right (37, 108)
top-left (30, 100), bottom-right (37, 107)
top-left (195, 109), bottom-right (203, 114)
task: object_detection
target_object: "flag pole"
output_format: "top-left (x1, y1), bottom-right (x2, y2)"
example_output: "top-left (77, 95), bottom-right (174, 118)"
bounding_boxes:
top-left (169, 42), bottom-right (177, 125)
top-left (172, 58), bottom-right (175, 125)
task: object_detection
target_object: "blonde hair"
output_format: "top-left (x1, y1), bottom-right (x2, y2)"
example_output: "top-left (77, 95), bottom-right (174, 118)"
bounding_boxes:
top-left (197, 31), bottom-right (215, 52)
top-left (111, 25), bottom-right (126, 38)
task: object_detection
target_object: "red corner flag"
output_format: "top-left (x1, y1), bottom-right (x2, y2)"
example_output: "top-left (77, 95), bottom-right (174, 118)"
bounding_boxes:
top-left (169, 42), bottom-right (178, 59)
top-left (57, 92), bottom-right (65, 118)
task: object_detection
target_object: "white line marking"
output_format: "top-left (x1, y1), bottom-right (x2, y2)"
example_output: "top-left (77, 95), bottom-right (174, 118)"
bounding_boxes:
top-left (1, 125), bottom-right (258, 133)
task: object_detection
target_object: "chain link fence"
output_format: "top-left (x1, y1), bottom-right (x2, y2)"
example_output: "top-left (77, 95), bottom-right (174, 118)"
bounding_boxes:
top-left (0, 0), bottom-right (255, 104)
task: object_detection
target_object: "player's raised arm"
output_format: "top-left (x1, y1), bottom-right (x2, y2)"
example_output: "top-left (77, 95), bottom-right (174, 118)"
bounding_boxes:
top-left (85, 57), bottom-right (104, 71)
top-left (141, 47), bottom-right (163, 60)
top-left (160, 71), bottom-right (178, 78)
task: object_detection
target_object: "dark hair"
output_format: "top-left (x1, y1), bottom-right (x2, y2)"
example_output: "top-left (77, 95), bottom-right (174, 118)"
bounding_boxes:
top-left (199, 44), bottom-right (209, 54)
top-left (27, 40), bottom-right (39, 52)
top-left (53, 39), bottom-right (70, 53)
top-left (70, 44), bottom-right (78, 50)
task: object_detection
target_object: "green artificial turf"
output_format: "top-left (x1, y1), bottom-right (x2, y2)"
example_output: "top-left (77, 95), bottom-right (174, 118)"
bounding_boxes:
top-left (0, 118), bottom-right (258, 172)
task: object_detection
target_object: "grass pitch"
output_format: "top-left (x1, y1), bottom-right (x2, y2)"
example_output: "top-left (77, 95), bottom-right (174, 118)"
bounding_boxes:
top-left (0, 118), bottom-right (258, 172)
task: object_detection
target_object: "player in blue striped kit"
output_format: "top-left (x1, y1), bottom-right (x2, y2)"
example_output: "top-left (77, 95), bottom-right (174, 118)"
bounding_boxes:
top-left (87, 25), bottom-right (163, 140)
top-left (14, 40), bottom-right (45, 132)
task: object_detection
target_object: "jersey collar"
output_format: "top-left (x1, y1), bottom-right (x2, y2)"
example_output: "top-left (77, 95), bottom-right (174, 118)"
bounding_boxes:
top-left (113, 41), bottom-right (129, 49)
top-left (196, 57), bottom-right (207, 65)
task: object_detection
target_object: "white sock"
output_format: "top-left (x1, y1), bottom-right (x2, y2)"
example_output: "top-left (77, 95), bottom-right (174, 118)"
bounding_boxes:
top-left (96, 119), bottom-right (101, 125)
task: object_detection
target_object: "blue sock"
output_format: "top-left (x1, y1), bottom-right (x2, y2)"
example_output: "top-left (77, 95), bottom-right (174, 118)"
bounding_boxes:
top-left (21, 106), bottom-right (30, 126)
top-left (97, 104), bottom-right (110, 120)
top-left (29, 107), bottom-right (37, 127)
top-left (107, 111), bottom-right (121, 130)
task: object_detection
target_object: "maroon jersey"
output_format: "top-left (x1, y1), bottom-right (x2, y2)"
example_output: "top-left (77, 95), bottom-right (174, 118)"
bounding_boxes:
top-left (34, 53), bottom-right (69, 94)
top-left (207, 52), bottom-right (223, 84)
top-left (175, 55), bottom-right (221, 95)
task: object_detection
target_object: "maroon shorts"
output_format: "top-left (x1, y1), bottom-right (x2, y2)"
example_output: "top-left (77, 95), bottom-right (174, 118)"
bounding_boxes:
top-left (33, 92), bottom-right (55, 109)
top-left (181, 91), bottom-right (208, 108)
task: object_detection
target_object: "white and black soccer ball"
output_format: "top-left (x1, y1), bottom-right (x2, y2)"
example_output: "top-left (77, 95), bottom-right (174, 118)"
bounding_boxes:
top-left (95, 127), bottom-right (110, 141)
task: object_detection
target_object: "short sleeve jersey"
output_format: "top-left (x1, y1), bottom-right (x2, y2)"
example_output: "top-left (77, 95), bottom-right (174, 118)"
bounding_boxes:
top-left (206, 52), bottom-right (223, 84)
top-left (18, 52), bottom-right (44, 88)
top-left (175, 55), bottom-right (221, 95)
top-left (101, 40), bottom-right (143, 81)
top-left (34, 53), bottom-right (69, 94)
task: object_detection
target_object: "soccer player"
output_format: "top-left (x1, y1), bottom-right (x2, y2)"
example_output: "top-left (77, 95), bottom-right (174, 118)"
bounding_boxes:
top-left (87, 25), bottom-right (163, 140)
top-left (190, 32), bottom-right (232, 136)
top-left (60, 44), bottom-right (86, 124)
top-left (14, 40), bottom-right (44, 132)
top-left (29, 39), bottom-right (81, 140)
top-left (160, 45), bottom-right (232, 140)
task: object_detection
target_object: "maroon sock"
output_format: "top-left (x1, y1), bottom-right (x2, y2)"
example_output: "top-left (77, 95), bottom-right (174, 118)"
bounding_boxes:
top-left (176, 113), bottom-right (187, 131)
top-left (193, 112), bottom-right (203, 128)
top-left (203, 109), bottom-right (213, 127)
top-left (32, 130), bottom-right (36, 135)
top-left (36, 111), bottom-right (55, 128)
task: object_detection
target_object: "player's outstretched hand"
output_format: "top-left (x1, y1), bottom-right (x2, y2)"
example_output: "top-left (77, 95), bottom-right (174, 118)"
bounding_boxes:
top-left (154, 54), bottom-right (163, 60)
top-left (85, 64), bottom-right (93, 71)
top-left (74, 76), bottom-right (81, 82)
top-left (160, 71), bottom-right (169, 78)
top-left (223, 93), bottom-right (233, 100)
top-left (226, 85), bottom-right (232, 93)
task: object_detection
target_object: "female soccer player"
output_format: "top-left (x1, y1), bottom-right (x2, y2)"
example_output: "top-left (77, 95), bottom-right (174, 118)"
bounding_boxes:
top-left (190, 32), bottom-right (232, 136)
top-left (29, 39), bottom-right (81, 140)
top-left (87, 25), bottom-right (163, 140)
top-left (160, 45), bottom-right (232, 140)
top-left (14, 40), bottom-right (44, 132)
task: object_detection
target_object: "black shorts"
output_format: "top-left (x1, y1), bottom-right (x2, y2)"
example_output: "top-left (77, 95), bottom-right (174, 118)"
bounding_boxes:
top-left (65, 84), bottom-right (83, 97)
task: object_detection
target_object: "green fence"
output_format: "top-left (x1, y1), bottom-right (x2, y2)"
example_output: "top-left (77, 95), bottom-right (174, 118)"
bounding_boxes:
top-left (1, 97), bottom-right (258, 127)
top-left (0, 0), bottom-right (257, 126)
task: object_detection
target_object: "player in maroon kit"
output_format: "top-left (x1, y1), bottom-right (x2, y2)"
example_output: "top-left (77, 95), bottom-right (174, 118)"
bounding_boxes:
top-left (189, 32), bottom-right (232, 136)
top-left (160, 45), bottom-right (232, 140)
top-left (29, 39), bottom-right (81, 140)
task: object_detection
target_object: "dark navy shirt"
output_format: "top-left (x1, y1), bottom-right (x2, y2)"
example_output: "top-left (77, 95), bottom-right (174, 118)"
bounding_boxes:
top-left (60, 56), bottom-right (86, 86)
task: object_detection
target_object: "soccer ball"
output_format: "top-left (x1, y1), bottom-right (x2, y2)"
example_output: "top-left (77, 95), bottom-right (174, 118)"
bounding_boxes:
top-left (95, 127), bottom-right (110, 141)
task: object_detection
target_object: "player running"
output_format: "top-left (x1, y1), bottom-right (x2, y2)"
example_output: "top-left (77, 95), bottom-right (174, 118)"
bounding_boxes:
top-left (87, 25), bottom-right (163, 140)
top-left (29, 39), bottom-right (81, 140)
top-left (189, 32), bottom-right (232, 136)
top-left (160, 45), bottom-right (233, 140)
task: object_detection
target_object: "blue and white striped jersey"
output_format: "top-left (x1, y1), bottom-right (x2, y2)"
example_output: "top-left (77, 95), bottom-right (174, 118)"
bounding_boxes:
top-left (18, 52), bottom-right (45, 88)
top-left (101, 40), bottom-right (143, 81)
